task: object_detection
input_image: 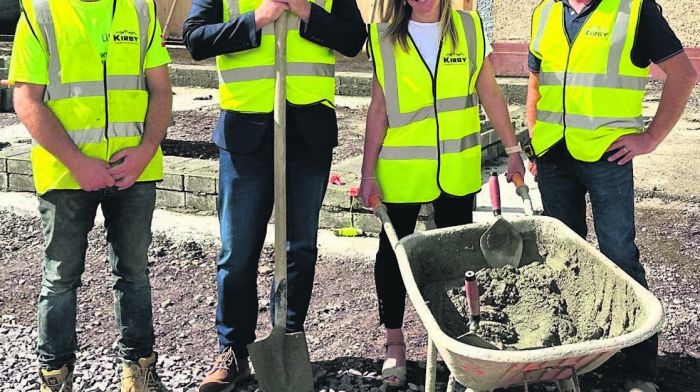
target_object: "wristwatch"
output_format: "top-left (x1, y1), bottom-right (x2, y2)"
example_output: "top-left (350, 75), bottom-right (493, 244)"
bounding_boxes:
top-left (505, 143), bottom-right (522, 155)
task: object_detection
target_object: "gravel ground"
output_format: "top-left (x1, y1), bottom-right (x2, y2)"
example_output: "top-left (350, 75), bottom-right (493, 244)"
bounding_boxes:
top-left (164, 105), bottom-right (366, 164)
top-left (1, 196), bottom-right (699, 391)
top-left (0, 112), bottom-right (18, 129)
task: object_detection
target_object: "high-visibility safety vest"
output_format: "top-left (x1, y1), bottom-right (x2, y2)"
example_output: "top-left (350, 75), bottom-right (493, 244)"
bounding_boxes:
top-left (368, 11), bottom-right (485, 203)
top-left (530, 0), bottom-right (649, 162)
top-left (23, 0), bottom-right (163, 195)
top-left (217, 0), bottom-right (336, 112)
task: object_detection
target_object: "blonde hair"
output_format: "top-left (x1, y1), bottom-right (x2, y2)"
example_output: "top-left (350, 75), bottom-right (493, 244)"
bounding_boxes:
top-left (380, 0), bottom-right (459, 53)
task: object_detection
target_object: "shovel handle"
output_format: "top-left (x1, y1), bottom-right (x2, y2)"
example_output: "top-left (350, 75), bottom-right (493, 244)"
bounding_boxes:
top-left (489, 172), bottom-right (502, 216)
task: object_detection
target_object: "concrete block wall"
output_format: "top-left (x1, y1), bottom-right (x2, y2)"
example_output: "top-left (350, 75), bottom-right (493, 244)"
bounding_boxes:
top-left (0, 145), bottom-right (32, 192)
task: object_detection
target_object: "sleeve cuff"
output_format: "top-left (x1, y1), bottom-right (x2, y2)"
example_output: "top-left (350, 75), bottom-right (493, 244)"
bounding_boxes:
top-left (241, 11), bottom-right (261, 48)
top-left (300, 3), bottom-right (327, 41)
top-left (653, 49), bottom-right (684, 65)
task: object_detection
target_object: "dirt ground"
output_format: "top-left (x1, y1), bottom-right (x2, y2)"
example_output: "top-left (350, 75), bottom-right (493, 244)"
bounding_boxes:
top-left (163, 104), bottom-right (367, 164)
top-left (1, 193), bottom-right (699, 391)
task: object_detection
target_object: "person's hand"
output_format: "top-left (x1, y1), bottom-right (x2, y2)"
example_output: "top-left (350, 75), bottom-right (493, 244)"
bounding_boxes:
top-left (359, 177), bottom-right (382, 208)
top-left (71, 157), bottom-right (115, 191)
top-left (505, 153), bottom-right (526, 183)
top-left (108, 145), bottom-right (156, 190)
top-left (527, 160), bottom-right (537, 177)
top-left (607, 132), bottom-right (660, 165)
top-left (254, 0), bottom-right (289, 30)
top-left (284, 0), bottom-right (311, 22)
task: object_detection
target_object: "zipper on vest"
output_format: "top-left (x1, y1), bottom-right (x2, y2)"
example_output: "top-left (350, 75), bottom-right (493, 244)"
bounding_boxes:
top-left (408, 34), bottom-right (447, 195)
top-left (103, 60), bottom-right (109, 161)
top-left (561, 12), bottom-right (572, 142)
top-left (104, 0), bottom-right (117, 161)
top-left (561, 8), bottom-right (594, 151)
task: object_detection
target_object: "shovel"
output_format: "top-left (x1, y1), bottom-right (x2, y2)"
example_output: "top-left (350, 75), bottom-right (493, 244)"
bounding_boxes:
top-left (247, 12), bottom-right (315, 392)
top-left (480, 172), bottom-right (523, 268)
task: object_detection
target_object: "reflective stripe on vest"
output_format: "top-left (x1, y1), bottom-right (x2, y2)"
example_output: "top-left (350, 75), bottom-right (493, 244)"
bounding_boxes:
top-left (28, 0), bottom-right (163, 194)
top-left (370, 11), bottom-right (484, 203)
top-left (217, 0), bottom-right (336, 112)
top-left (530, 0), bottom-right (649, 162)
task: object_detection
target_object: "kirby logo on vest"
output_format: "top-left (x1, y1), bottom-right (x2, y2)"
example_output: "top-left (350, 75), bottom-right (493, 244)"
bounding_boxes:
top-left (443, 53), bottom-right (467, 65)
top-left (584, 27), bottom-right (610, 39)
top-left (113, 30), bottom-right (139, 44)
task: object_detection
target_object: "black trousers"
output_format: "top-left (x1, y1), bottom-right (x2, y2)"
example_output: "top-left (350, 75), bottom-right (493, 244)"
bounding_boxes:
top-left (375, 193), bottom-right (475, 328)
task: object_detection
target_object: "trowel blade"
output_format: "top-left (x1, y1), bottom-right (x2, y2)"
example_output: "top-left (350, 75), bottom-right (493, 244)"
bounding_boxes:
top-left (480, 217), bottom-right (523, 268)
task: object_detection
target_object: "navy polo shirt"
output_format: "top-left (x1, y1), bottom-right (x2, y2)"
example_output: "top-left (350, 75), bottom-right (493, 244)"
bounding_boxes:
top-left (528, 0), bottom-right (684, 72)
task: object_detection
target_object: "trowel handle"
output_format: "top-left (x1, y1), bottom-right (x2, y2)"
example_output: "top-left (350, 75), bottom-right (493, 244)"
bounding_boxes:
top-left (489, 172), bottom-right (502, 216)
top-left (464, 271), bottom-right (481, 319)
top-left (512, 172), bottom-right (525, 188)
top-left (511, 173), bottom-right (535, 216)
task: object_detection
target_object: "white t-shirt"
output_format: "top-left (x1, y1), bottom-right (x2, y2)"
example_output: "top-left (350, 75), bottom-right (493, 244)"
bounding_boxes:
top-left (408, 20), bottom-right (493, 75)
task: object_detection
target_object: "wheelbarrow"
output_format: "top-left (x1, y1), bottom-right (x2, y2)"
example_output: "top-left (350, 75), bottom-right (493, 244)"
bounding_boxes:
top-left (371, 180), bottom-right (664, 392)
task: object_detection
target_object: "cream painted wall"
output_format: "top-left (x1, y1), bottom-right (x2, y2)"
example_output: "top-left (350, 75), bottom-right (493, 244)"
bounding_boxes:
top-left (491, 0), bottom-right (699, 46)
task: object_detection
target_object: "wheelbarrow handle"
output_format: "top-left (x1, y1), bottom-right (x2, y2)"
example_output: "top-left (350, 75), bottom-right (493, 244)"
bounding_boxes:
top-left (511, 173), bottom-right (535, 217)
top-left (370, 195), bottom-right (401, 249)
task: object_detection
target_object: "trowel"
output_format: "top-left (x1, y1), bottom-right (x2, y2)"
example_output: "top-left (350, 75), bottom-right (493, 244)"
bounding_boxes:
top-left (456, 271), bottom-right (499, 350)
top-left (480, 172), bottom-right (523, 268)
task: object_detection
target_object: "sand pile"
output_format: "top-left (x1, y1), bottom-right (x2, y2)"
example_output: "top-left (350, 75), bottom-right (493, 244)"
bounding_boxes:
top-left (423, 261), bottom-right (638, 350)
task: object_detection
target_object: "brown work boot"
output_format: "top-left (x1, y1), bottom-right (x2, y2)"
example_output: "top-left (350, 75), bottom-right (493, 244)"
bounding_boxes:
top-left (121, 353), bottom-right (169, 392)
top-left (198, 347), bottom-right (251, 392)
top-left (39, 366), bottom-right (73, 392)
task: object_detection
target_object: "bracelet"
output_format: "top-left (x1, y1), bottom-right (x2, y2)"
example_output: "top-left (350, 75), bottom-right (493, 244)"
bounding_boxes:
top-left (361, 176), bottom-right (376, 180)
top-left (505, 143), bottom-right (522, 155)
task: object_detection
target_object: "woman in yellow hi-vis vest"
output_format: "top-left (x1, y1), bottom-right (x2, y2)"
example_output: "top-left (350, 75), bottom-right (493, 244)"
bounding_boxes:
top-left (360, 0), bottom-right (525, 386)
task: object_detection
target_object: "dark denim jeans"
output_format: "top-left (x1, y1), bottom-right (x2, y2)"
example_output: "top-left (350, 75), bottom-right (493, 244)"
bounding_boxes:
top-left (36, 182), bottom-right (156, 369)
top-left (37, 182), bottom-right (156, 369)
top-left (215, 130), bottom-right (331, 357)
top-left (537, 144), bottom-right (657, 382)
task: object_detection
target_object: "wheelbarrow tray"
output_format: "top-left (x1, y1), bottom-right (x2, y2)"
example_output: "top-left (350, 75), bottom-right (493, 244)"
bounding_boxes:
top-left (395, 216), bottom-right (664, 391)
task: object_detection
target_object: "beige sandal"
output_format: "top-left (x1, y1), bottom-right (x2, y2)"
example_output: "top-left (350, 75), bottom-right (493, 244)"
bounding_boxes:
top-left (381, 341), bottom-right (407, 387)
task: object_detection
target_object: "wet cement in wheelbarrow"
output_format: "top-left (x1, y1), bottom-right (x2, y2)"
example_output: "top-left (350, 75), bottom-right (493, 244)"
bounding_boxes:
top-left (423, 261), bottom-right (643, 350)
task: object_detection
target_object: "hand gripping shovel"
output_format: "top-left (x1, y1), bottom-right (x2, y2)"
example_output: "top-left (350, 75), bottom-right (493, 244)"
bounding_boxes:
top-left (247, 12), bottom-right (315, 392)
top-left (479, 172), bottom-right (523, 268)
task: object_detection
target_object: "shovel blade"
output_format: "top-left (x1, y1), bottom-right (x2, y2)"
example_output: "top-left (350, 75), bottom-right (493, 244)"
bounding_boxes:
top-left (480, 218), bottom-right (523, 268)
top-left (248, 329), bottom-right (315, 392)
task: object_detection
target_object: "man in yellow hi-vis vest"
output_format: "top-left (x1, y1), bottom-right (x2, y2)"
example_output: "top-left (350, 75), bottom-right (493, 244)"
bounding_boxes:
top-left (182, 0), bottom-right (366, 389)
top-left (8, 0), bottom-right (173, 390)
top-left (527, 1), bottom-right (696, 391)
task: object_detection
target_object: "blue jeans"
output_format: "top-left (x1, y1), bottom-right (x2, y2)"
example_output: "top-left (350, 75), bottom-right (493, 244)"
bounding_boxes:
top-left (37, 183), bottom-right (156, 369)
top-left (537, 143), bottom-right (657, 382)
top-left (215, 129), bottom-right (331, 357)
